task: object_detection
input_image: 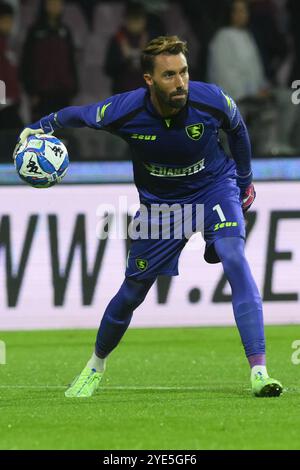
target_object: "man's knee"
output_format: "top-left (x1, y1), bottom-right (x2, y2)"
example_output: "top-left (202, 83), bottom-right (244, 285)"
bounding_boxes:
top-left (122, 276), bottom-right (156, 308)
top-left (215, 237), bottom-right (246, 270)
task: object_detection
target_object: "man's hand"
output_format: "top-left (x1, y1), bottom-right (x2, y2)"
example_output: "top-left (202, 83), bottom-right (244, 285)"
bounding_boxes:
top-left (18, 127), bottom-right (44, 144)
top-left (12, 111), bottom-right (58, 161)
top-left (12, 127), bottom-right (43, 161)
top-left (12, 121), bottom-right (55, 161)
top-left (240, 183), bottom-right (256, 213)
top-left (236, 171), bottom-right (256, 213)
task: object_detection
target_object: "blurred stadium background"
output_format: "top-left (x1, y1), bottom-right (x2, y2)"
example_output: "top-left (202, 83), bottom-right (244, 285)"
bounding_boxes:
top-left (1, 0), bottom-right (300, 160)
top-left (0, 0), bottom-right (300, 450)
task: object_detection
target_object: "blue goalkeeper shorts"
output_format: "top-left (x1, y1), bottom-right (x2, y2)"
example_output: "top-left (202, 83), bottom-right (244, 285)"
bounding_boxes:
top-left (125, 176), bottom-right (246, 279)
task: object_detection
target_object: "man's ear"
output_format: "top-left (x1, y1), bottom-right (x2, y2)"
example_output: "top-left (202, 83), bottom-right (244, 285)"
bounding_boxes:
top-left (143, 73), bottom-right (153, 87)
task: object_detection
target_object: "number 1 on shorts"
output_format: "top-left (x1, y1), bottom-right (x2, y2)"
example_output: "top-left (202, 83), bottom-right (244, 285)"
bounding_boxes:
top-left (213, 204), bottom-right (226, 222)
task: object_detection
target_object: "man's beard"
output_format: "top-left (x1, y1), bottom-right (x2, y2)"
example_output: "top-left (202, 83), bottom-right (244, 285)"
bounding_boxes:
top-left (153, 81), bottom-right (188, 109)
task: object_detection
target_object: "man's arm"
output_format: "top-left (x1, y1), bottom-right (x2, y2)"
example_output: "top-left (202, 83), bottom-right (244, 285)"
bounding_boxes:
top-left (14, 100), bottom-right (113, 150)
top-left (12, 101), bottom-right (111, 162)
top-left (226, 120), bottom-right (256, 213)
top-left (219, 89), bottom-right (256, 212)
top-left (31, 103), bottom-right (108, 133)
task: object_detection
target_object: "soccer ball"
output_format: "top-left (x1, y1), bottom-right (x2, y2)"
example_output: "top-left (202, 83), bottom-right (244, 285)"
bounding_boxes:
top-left (14, 134), bottom-right (69, 188)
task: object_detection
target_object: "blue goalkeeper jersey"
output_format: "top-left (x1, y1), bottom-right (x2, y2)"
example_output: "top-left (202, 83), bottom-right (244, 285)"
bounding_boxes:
top-left (42, 80), bottom-right (252, 203)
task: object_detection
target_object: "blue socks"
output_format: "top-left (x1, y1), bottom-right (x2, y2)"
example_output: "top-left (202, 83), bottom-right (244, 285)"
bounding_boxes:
top-left (214, 237), bottom-right (265, 362)
top-left (95, 237), bottom-right (265, 368)
top-left (95, 276), bottom-right (156, 358)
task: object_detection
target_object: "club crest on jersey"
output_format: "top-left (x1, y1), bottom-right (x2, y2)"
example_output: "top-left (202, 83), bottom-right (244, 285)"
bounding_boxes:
top-left (185, 123), bottom-right (204, 140)
top-left (136, 258), bottom-right (148, 271)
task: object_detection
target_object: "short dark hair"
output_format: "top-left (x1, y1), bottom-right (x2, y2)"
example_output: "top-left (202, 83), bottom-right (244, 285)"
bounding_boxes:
top-left (141, 35), bottom-right (188, 74)
top-left (0, 1), bottom-right (14, 17)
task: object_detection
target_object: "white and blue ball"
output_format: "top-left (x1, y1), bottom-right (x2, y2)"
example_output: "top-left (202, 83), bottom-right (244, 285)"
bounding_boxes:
top-left (15, 134), bottom-right (69, 188)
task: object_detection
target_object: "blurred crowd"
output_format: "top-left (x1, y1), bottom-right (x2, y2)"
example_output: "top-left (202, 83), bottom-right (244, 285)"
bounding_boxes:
top-left (0, 0), bottom-right (300, 161)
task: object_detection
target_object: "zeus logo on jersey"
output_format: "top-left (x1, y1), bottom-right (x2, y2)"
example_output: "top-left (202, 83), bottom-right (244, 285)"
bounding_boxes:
top-left (214, 221), bottom-right (238, 231)
top-left (131, 134), bottom-right (157, 141)
top-left (144, 158), bottom-right (205, 177)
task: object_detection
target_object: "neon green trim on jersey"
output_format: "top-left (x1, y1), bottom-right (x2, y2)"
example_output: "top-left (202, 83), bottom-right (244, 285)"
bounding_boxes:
top-left (221, 90), bottom-right (232, 110)
top-left (96, 102), bottom-right (112, 122)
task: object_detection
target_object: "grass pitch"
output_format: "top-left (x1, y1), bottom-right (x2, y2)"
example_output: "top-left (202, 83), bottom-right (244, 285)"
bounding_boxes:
top-left (0, 325), bottom-right (299, 450)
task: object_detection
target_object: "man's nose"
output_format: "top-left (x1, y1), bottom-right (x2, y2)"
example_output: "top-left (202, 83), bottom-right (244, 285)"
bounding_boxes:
top-left (175, 74), bottom-right (184, 89)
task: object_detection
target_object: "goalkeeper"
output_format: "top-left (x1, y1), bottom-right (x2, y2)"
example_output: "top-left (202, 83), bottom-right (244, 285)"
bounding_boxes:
top-left (17, 36), bottom-right (282, 398)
